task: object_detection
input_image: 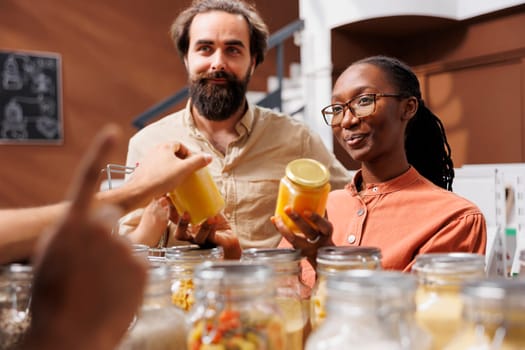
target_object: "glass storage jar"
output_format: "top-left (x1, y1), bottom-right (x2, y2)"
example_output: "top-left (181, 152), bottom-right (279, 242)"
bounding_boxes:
top-left (306, 270), bottom-right (432, 350)
top-left (444, 279), bottom-right (525, 349)
top-left (242, 248), bottom-right (311, 350)
top-left (274, 158), bottom-right (331, 233)
top-left (0, 264), bottom-right (32, 350)
top-left (187, 261), bottom-right (286, 350)
top-left (165, 245), bottom-right (223, 312)
top-left (168, 166), bottom-right (224, 225)
top-left (412, 252), bottom-right (486, 349)
top-left (311, 246), bottom-right (382, 329)
top-left (116, 263), bottom-right (187, 350)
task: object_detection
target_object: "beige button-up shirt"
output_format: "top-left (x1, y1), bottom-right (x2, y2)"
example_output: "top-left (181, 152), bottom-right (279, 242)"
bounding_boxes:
top-left (120, 102), bottom-right (351, 248)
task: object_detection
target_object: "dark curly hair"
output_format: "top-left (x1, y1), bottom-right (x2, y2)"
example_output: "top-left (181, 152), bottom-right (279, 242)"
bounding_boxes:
top-left (353, 55), bottom-right (455, 191)
top-left (170, 0), bottom-right (269, 67)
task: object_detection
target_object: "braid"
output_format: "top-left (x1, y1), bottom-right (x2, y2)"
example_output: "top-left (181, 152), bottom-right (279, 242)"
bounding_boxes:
top-left (405, 102), bottom-right (454, 191)
top-left (354, 55), bottom-right (455, 191)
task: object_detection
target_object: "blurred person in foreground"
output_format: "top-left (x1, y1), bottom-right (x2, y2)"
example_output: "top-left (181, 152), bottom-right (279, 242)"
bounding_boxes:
top-left (120, 0), bottom-right (351, 249)
top-left (11, 124), bottom-right (234, 349)
top-left (273, 55), bottom-right (487, 286)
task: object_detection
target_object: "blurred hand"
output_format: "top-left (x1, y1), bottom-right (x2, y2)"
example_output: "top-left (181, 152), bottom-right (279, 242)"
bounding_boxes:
top-left (23, 125), bottom-right (148, 350)
top-left (272, 207), bottom-right (334, 268)
top-left (127, 197), bottom-right (170, 247)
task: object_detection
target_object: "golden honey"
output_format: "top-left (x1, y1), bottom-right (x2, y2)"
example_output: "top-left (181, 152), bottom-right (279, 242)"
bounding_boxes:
top-left (275, 158), bottom-right (330, 233)
top-left (168, 166), bottom-right (224, 225)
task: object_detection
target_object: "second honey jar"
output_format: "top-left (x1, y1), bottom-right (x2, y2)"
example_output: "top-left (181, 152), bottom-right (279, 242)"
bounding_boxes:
top-left (274, 158), bottom-right (331, 233)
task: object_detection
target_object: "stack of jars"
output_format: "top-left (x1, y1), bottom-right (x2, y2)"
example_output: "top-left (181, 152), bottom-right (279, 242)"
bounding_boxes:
top-left (242, 248), bottom-right (311, 350)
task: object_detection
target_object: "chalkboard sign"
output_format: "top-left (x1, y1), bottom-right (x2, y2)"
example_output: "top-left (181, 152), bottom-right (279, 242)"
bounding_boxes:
top-left (0, 49), bottom-right (62, 144)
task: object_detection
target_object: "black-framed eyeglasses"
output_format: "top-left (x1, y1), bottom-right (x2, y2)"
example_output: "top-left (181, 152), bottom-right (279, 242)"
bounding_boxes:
top-left (321, 93), bottom-right (408, 126)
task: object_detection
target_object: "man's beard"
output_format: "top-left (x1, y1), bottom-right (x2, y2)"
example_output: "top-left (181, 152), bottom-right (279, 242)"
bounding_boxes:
top-left (189, 69), bottom-right (250, 121)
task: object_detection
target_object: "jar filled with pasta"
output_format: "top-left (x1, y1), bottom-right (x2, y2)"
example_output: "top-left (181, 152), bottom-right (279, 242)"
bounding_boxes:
top-left (306, 270), bottom-right (432, 350)
top-left (412, 252), bottom-right (486, 349)
top-left (116, 263), bottom-right (187, 350)
top-left (188, 261), bottom-right (286, 350)
top-left (0, 264), bottom-right (32, 350)
top-left (165, 245), bottom-right (223, 312)
top-left (311, 246), bottom-right (382, 329)
top-left (444, 279), bottom-right (525, 349)
top-left (242, 248), bottom-right (311, 350)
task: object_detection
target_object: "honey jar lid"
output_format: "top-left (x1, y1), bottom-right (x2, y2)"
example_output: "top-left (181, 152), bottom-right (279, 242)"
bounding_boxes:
top-left (286, 158), bottom-right (330, 188)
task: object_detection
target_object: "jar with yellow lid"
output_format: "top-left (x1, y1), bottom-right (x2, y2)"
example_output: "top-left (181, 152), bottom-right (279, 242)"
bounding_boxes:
top-left (274, 158), bottom-right (330, 233)
top-left (187, 261), bottom-right (286, 349)
top-left (306, 270), bottom-right (432, 350)
top-left (444, 279), bottom-right (525, 349)
top-left (168, 166), bottom-right (224, 225)
top-left (165, 245), bottom-right (223, 312)
top-left (311, 246), bottom-right (382, 329)
top-left (412, 252), bottom-right (486, 349)
top-left (242, 248), bottom-right (311, 350)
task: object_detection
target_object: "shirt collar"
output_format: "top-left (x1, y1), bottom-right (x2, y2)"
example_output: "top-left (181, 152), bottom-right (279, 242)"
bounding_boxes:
top-left (348, 166), bottom-right (420, 195)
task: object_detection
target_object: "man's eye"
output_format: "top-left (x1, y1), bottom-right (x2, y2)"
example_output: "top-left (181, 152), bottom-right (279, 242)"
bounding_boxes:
top-left (197, 46), bottom-right (211, 53)
top-left (226, 47), bottom-right (241, 55)
top-left (331, 106), bottom-right (344, 114)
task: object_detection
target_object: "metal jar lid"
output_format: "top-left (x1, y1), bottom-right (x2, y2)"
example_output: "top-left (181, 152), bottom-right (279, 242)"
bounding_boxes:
top-left (285, 158), bottom-right (330, 188)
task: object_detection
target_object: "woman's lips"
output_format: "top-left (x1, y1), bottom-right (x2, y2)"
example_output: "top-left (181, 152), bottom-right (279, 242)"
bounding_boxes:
top-left (345, 133), bottom-right (367, 147)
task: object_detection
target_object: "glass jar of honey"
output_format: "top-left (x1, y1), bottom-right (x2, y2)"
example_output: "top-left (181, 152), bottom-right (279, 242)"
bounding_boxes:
top-left (242, 248), bottom-right (311, 350)
top-left (274, 158), bottom-right (330, 233)
top-left (412, 252), bottom-right (486, 349)
top-left (444, 279), bottom-right (525, 349)
top-left (168, 166), bottom-right (224, 225)
top-left (116, 263), bottom-right (187, 350)
top-left (311, 246), bottom-right (382, 329)
top-left (187, 261), bottom-right (286, 349)
top-left (306, 270), bottom-right (432, 350)
top-left (165, 245), bottom-right (223, 312)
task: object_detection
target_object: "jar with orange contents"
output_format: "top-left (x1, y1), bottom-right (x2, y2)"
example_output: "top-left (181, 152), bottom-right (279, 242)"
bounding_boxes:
top-left (274, 158), bottom-right (330, 233)
top-left (168, 166), bottom-right (224, 225)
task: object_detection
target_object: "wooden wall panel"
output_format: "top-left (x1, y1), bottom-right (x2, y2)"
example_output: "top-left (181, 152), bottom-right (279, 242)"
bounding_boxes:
top-left (330, 5), bottom-right (525, 171)
top-left (0, 0), bottom-right (298, 207)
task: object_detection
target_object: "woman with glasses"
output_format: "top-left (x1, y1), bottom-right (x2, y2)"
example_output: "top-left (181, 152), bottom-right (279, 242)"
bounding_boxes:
top-left (274, 55), bottom-right (487, 286)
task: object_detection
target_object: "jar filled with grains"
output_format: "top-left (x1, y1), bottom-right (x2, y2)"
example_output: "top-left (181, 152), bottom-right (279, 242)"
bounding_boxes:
top-left (412, 252), bottom-right (486, 349)
top-left (311, 246), bottom-right (382, 329)
top-left (0, 264), bottom-right (33, 350)
top-left (116, 262), bottom-right (187, 350)
top-left (165, 245), bottom-right (223, 312)
top-left (444, 279), bottom-right (525, 349)
top-left (306, 270), bottom-right (432, 350)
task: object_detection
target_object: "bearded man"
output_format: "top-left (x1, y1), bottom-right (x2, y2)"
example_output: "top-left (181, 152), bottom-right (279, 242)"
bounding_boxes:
top-left (121, 0), bottom-right (350, 249)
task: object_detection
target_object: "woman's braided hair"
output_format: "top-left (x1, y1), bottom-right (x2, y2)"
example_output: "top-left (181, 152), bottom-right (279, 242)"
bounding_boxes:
top-left (355, 55), bottom-right (454, 191)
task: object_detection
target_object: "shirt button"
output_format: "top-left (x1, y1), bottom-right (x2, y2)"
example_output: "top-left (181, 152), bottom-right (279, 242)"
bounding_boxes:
top-left (357, 208), bottom-right (364, 216)
top-left (347, 235), bottom-right (356, 244)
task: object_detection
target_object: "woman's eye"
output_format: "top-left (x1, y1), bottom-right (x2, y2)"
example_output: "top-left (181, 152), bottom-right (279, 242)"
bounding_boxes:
top-left (356, 95), bottom-right (374, 106)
